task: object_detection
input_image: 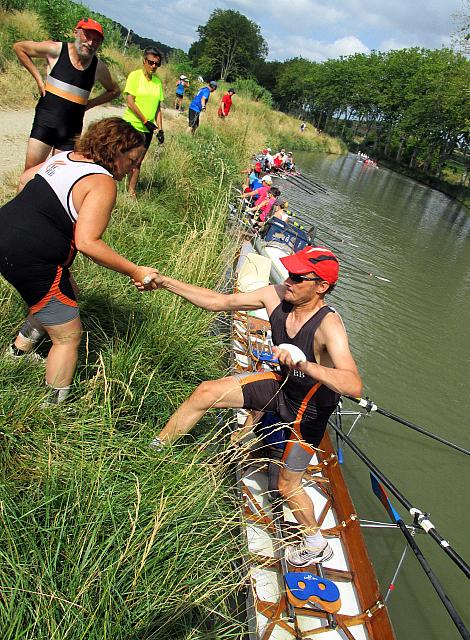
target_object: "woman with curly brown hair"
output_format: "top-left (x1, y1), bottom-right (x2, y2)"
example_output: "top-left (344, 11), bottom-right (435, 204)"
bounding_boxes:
top-left (0, 117), bottom-right (158, 404)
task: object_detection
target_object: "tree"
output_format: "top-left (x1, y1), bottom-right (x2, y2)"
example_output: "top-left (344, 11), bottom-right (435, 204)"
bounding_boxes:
top-left (452, 0), bottom-right (470, 54)
top-left (188, 9), bottom-right (268, 81)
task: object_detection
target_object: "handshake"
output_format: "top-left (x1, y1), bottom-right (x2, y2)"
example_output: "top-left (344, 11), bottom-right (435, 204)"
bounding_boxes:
top-left (144, 121), bottom-right (165, 144)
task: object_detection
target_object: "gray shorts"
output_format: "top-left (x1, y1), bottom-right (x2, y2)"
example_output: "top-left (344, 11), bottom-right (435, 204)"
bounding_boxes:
top-left (33, 295), bottom-right (80, 326)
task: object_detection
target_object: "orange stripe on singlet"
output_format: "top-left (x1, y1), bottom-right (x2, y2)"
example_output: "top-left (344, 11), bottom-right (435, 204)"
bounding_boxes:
top-left (45, 82), bottom-right (88, 105)
top-left (29, 265), bottom-right (78, 314)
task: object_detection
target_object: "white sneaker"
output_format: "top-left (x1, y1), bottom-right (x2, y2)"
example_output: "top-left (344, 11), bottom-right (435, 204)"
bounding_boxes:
top-left (5, 345), bottom-right (46, 364)
top-left (285, 540), bottom-right (333, 566)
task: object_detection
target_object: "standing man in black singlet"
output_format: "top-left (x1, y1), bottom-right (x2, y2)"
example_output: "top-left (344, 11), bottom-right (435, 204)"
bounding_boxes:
top-left (14, 18), bottom-right (120, 170)
top-left (140, 246), bottom-right (362, 567)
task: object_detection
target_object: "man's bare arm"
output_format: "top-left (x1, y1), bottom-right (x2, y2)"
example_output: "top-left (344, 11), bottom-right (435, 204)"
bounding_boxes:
top-left (136, 273), bottom-right (283, 313)
top-left (125, 94), bottom-right (147, 125)
top-left (86, 60), bottom-right (120, 109)
top-left (13, 40), bottom-right (61, 96)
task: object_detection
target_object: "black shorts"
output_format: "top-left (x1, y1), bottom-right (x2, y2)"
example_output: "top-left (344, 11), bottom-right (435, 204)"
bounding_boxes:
top-left (188, 108), bottom-right (200, 129)
top-left (236, 371), bottom-right (337, 470)
top-left (30, 113), bottom-right (82, 151)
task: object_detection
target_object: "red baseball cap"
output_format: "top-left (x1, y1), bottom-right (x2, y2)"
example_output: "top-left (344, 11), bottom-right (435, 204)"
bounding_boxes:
top-left (76, 18), bottom-right (104, 38)
top-left (280, 246), bottom-right (339, 284)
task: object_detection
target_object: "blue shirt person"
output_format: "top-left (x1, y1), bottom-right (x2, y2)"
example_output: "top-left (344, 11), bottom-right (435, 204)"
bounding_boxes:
top-left (188, 80), bottom-right (217, 133)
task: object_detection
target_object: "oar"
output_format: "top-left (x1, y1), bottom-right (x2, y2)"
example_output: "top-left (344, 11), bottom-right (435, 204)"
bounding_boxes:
top-left (276, 175), bottom-right (320, 198)
top-left (296, 172), bottom-right (328, 192)
top-left (327, 419), bottom-right (470, 580)
top-left (285, 174), bottom-right (327, 196)
top-left (347, 396), bottom-right (470, 457)
top-left (287, 172), bottom-right (328, 194)
top-left (371, 475), bottom-right (470, 640)
top-left (314, 226), bottom-right (360, 248)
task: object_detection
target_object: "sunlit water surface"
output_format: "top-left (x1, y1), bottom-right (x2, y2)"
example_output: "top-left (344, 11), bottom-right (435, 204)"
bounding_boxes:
top-left (281, 152), bottom-right (470, 640)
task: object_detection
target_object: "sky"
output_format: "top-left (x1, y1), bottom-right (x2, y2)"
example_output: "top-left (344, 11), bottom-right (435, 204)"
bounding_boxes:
top-left (86, 0), bottom-right (464, 62)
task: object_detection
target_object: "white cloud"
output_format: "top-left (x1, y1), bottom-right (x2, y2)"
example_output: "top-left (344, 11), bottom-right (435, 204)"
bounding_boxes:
top-left (269, 33), bottom-right (370, 61)
top-left (378, 37), bottom-right (413, 52)
top-left (266, 0), bottom-right (346, 30)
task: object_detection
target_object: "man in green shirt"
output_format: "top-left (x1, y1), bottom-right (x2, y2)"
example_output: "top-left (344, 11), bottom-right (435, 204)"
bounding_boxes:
top-left (123, 47), bottom-right (164, 197)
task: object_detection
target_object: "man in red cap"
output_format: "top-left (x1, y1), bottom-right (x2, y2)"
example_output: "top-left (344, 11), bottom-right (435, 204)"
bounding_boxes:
top-left (143, 245), bottom-right (362, 567)
top-left (14, 18), bottom-right (120, 170)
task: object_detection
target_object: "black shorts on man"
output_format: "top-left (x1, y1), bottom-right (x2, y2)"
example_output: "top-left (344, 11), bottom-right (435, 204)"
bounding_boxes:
top-left (188, 108), bottom-right (200, 129)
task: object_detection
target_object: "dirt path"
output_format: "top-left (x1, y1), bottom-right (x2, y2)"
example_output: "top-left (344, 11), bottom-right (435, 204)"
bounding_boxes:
top-left (0, 104), bottom-right (123, 180)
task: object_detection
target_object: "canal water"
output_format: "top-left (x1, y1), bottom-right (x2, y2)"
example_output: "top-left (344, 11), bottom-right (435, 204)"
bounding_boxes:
top-left (283, 152), bottom-right (470, 640)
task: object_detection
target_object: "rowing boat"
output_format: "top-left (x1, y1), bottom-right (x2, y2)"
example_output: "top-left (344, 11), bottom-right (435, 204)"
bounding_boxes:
top-left (230, 216), bottom-right (396, 639)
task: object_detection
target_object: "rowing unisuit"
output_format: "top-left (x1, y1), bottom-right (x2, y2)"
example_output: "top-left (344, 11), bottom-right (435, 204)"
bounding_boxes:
top-left (0, 151), bottom-right (110, 323)
top-left (31, 43), bottom-right (98, 149)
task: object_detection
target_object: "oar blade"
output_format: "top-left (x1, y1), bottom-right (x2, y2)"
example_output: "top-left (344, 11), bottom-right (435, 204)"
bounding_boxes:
top-left (370, 473), bottom-right (401, 524)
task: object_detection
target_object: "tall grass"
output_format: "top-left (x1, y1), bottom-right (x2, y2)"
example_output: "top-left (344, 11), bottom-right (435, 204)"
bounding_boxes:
top-left (0, 118), bottom-right (248, 638)
top-left (0, 9), bottom-right (47, 107)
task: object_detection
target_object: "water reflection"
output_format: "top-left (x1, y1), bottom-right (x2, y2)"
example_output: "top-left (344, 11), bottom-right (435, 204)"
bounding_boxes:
top-left (279, 151), bottom-right (470, 640)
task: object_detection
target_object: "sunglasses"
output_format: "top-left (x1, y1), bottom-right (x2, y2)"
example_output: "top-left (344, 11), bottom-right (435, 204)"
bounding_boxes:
top-left (145, 58), bottom-right (160, 67)
top-left (288, 272), bottom-right (323, 283)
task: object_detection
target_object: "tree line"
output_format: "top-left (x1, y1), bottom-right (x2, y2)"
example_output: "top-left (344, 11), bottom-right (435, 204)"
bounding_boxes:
top-left (185, 9), bottom-right (470, 181)
top-left (269, 48), bottom-right (470, 178)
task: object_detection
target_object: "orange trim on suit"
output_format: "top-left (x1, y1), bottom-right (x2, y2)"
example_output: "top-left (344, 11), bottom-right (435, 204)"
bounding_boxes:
top-left (238, 371), bottom-right (282, 386)
top-left (29, 265), bottom-right (78, 314)
top-left (282, 382), bottom-right (322, 460)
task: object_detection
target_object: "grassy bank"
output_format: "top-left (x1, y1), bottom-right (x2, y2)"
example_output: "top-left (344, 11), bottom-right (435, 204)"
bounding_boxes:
top-left (0, 125), bottom-right (249, 637)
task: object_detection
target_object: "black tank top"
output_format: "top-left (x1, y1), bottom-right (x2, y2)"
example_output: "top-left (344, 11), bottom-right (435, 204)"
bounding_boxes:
top-left (270, 300), bottom-right (340, 409)
top-left (36, 43), bottom-right (98, 126)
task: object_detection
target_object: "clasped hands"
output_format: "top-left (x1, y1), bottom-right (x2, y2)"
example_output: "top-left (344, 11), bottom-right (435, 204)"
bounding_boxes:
top-left (131, 267), bottom-right (163, 292)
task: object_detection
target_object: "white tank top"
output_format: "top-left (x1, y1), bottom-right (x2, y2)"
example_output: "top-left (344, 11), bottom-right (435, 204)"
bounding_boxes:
top-left (37, 151), bottom-right (112, 223)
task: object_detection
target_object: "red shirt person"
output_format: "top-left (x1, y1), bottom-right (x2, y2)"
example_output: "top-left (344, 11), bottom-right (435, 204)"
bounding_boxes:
top-left (218, 88), bottom-right (236, 118)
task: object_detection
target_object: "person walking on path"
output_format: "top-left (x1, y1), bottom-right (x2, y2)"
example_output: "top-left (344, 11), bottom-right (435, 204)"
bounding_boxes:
top-left (0, 117), bottom-right (157, 404)
top-left (175, 75), bottom-right (189, 111)
top-left (13, 18), bottom-right (120, 171)
top-left (122, 47), bottom-right (164, 198)
top-left (218, 88), bottom-right (235, 119)
top-left (188, 81), bottom-right (218, 134)
top-left (140, 246), bottom-right (362, 567)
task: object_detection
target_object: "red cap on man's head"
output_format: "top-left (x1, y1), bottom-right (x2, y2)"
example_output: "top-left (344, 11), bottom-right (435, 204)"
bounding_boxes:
top-left (280, 246), bottom-right (339, 284)
top-left (76, 18), bottom-right (104, 38)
